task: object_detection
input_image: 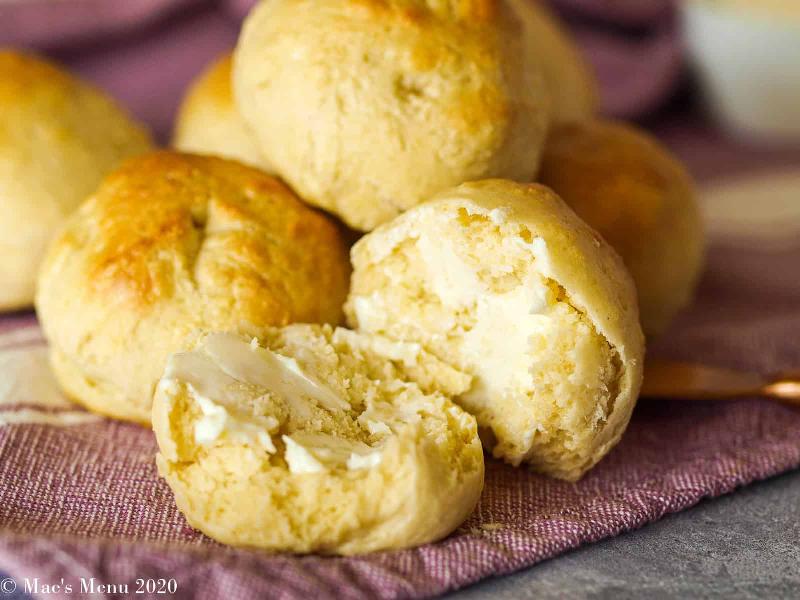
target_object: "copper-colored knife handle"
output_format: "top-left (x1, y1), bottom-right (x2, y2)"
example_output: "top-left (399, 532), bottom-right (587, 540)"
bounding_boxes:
top-left (640, 360), bottom-right (800, 407)
top-left (762, 371), bottom-right (800, 404)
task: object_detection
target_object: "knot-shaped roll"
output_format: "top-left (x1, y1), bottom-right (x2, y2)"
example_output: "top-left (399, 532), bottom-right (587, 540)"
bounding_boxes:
top-left (36, 151), bottom-right (351, 424)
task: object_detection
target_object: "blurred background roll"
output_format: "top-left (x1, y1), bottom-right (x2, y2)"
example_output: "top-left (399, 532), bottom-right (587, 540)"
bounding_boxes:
top-left (539, 120), bottom-right (705, 336)
top-left (509, 0), bottom-right (598, 126)
top-left (0, 50), bottom-right (152, 312)
top-left (173, 52), bottom-right (270, 171)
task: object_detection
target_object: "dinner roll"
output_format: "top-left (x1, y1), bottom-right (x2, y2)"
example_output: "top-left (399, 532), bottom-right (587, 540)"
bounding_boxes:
top-left (36, 151), bottom-right (350, 425)
top-left (346, 180), bottom-right (644, 481)
top-left (234, 0), bottom-right (550, 231)
top-left (153, 326), bottom-right (483, 554)
top-left (174, 53), bottom-right (269, 171)
top-left (509, 0), bottom-right (598, 125)
top-left (0, 50), bottom-right (152, 311)
top-left (539, 120), bottom-right (705, 336)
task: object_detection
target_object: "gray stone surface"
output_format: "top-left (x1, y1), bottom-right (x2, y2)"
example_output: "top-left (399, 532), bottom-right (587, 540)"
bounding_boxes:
top-left (451, 469), bottom-right (800, 599)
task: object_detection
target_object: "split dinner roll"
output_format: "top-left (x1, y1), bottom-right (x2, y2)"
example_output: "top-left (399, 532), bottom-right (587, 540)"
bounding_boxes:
top-left (174, 53), bottom-right (269, 171)
top-left (0, 50), bottom-right (152, 311)
top-left (509, 0), bottom-right (598, 125)
top-left (153, 326), bottom-right (483, 554)
top-left (539, 120), bottom-right (705, 336)
top-left (36, 151), bottom-right (350, 425)
top-left (234, 0), bottom-right (550, 231)
top-left (346, 180), bottom-right (645, 481)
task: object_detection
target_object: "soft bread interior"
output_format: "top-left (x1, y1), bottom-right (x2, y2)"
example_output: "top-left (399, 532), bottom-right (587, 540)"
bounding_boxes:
top-left (347, 203), bottom-right (624, 478)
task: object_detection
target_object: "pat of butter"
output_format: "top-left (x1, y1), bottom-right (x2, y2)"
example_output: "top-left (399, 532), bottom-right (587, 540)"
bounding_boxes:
top-left (415, 231), bottom-right (481, 307)
top-left (346, 451), bottom-right (382, 470)
top-left (163, 333), bottom-right (386, 472)
top-left (282, 432), bottom-right (383, 474)
top-left (204, 332), bottom-right (350, 412)
top-left (411, 227), bottom-right (555, 410)
top-left (364, 419), bottom-right (392, 436)
top-left (489, 207), bottom-right (510, 224)
top-left (513, 236), bottom-right (551, 274)
top-left (166, 332), bottom-right (350, 419)
top-left (190, 384), bottom-right (278, 453)
top-left (282, 435), bottom-right (324, 473)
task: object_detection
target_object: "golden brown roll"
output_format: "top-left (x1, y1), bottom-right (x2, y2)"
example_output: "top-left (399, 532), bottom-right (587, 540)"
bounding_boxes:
top-left (234, 0), bottom-right (551, 231)
top-left (346, 179), bottom-right (644, 480)
top-left (0, 50), bottom-right (152, 311)
top-left (509, 0), bottom-right (598, 125)
top-left (173, 53), bottom-right (269, 171)
top-left (36, 151), bottom-right (351, 425)
top-left (153, 326), bottom-right (483, 554)
top-left (538, 120), bottom-right (705, 336)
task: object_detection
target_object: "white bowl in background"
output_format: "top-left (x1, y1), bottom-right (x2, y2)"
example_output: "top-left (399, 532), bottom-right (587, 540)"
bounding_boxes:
top-left (682, 0), bottom-right (800, 143)
top-left (701, 169), bottom-right (800, 248)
